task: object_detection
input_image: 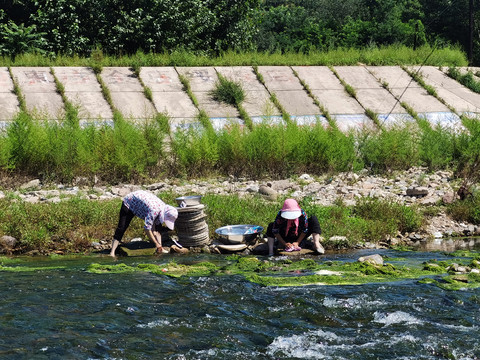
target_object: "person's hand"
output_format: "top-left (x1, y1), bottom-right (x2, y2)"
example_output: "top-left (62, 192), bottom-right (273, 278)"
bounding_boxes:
top-left (285, 242), bottom-right (293, 250)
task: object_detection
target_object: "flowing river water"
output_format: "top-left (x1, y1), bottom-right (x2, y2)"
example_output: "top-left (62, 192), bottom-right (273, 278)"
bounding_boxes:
top-left (1, 244), bottom-right (480, 360)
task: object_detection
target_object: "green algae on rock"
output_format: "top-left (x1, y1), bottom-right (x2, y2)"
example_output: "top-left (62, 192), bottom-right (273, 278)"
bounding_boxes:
top-left (444, 250), bottom-right (480, 259)
top-left (420, 272), bottom-right (480, 291)
top-left (5, 252), bottom-right (478, 291)
top-left (87, 261), bottom-right (219, 277)
top-left (87, 263), bottom-right (140, 274)
top-left (0, 264), bottom-right (65, 272)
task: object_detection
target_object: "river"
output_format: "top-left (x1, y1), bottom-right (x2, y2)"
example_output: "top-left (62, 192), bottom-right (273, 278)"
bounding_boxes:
top-left (1, 247), bottom-right (479, 359)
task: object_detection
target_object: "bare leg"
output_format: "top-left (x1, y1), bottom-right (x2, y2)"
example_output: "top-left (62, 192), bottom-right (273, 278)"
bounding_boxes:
top-left (312, 233), bottom-right (324, 254)
top-left (267, 236), bottom-right (275, 256)
top-left (110, 239), bottom-right (120, 257)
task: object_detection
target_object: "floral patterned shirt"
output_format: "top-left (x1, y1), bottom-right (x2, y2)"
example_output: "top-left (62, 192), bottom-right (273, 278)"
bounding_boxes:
top-left (123, 190), bottom-right (168, 230)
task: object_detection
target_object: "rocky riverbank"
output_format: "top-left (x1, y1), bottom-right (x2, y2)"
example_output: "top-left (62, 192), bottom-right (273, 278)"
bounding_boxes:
top-left (1, 167), bottom-right (479, 254)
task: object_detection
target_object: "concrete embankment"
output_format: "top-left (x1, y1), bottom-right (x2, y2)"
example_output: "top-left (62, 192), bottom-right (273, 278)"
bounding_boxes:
top-left (2, 66), bottom-right (480, 131)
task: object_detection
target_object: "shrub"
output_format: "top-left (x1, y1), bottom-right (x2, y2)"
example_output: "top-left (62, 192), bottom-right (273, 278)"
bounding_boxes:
top-left (357, 124), bottom-right (419, 172)
top-left (210, 74), bottom-right (245, 106)
top-left (353, 197), bottom-right (422, 234)
top-left (417, 118), bottom-right (456, 171)
top-left (447, 191), bottom-right (480, 225)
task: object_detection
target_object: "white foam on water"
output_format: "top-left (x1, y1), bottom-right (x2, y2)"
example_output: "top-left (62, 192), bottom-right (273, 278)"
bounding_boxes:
top-left (439, 323), bottom-right (478, 332)
top-left (136, 319), bottom-right (171, 328)
top-left (267, 305), bottom-right (289, 312)
top-left (266, 329), bottom-right (420, 359)
top-left (373, 311), bottom-right (423, 326)
top-left (169, 348), bottom-right (265, 360)
top-left (266, 329), bottom-right (345, 359)
top-left (322, 294), bottom-right (387, 309)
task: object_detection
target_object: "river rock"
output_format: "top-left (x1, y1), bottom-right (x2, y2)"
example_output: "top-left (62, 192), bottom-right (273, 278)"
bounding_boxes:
top-left (268, 179), bottom-right (293, 191)
top-left (328, 236), bottom-right (348, 246)
top-left (447, 263), bottom-right (469, 273)
top-left (406, 186), bottom-right (429, 197)
top-left (259, 184), bottom-right (277, 200)
top-left (442, 191), bottom-right (456, 204)
top-left (358, 254), bottom-right (384, 266)
top-left (146, 182), bottom-right (165, 190)
top-left (0, 235), bottom-right (17, 250)
top-left (299, 174), bottom-right (312, 181)
top-left (20, 179), bottom-right (41, 190)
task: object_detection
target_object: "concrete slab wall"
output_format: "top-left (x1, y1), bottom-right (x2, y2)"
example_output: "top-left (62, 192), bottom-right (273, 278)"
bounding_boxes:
top-left (11, 67), bottom-right (64, 118)
top-left (53, 67), bottom-right (112, 120)
top-left (411, 66), bottom-right (480, 114)
top-left (176, 67), bottom-right (239, 119)
top-left (257, 66), bottom-right (320, 117)
top-left (0, 67), bottom-right (19, 120)
top-left (1, 66), bottom-right (480, 130)
top-left (215, 66), bottom-right (279, 118)
top-left (101, 67), bottom-right (156, 119)
top-left (139, 67), bottom-right (196, 117)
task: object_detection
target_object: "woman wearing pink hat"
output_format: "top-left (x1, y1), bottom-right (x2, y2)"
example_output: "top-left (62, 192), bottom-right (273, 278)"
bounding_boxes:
top-left (266, 198), bottom-right (324, 256)
top-left (110, 190), bottom-right (178, 257)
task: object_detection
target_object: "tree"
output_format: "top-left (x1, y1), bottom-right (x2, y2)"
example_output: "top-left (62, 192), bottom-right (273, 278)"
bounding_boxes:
top-left (0, 20), bottom-right (48, 59)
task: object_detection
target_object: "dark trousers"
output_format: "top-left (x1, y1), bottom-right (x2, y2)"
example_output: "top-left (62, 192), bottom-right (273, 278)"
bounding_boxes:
top-left (266, 215), bottom-right (321, 245)
top-left (113, 202), bottom-right (135, 242)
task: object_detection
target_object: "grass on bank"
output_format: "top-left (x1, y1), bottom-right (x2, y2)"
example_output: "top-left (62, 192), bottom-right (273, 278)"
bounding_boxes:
top-left (0, 45), bottom-right (468, 67)
top-left (0, 192), bottom-right (424, 254)
top-left (1, 110), bottom-right (480, 183)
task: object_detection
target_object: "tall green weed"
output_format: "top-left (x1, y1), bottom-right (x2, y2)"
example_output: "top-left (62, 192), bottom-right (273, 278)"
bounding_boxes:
top-left (417, 118), bottom-right (456, 171)
top-left (1, 46), bottom-right (467, 67)
top-left (357, 124), bottom-right (419, 172)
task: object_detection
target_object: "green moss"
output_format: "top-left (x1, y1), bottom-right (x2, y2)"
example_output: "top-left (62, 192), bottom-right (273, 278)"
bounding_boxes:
top-left (446, 250), bottom-right (480, 259)
top-left (0, 256), bottom-right (21, 265)
top-left (83, 257), bottom-right (480, 290)
top-left (229, 257), bottom-right (263, 272)
top-left (423, 263), bottom-right (446, 273)
top-left (0, 265), bottom-right (65, 272)
top-left (244, 260), bottom-right (439, 287)
top-left (245, 273), bottom-right (327, 287)
top-left (152, 261), bottom-right (219, 277)
top-left (87, 263), bottom-right (138, 274)
top-left (285, 259), bottom-right (317, 270)
top-left (432, 272), bottom-right (480, 291)
top-left (87, 261), bottom-right (219, 277)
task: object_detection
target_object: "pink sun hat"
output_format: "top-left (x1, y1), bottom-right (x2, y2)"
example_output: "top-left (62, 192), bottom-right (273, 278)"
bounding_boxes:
top-left (163, 205), bottom-right (178, 230)
top-left (281, 198), bottom-right (302, 219)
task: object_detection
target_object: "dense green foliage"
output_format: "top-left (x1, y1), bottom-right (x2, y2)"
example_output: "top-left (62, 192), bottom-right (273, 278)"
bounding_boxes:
top-left (0, 0), bottom-right (478, 63)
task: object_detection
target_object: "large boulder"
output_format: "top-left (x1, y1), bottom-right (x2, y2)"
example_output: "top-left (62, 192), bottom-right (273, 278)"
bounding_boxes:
top-left (20, 179), bottom-right (41, 190)
top-left (0, 235), bottom-right (17, 253)
top-left (258, 184), bottom-right (277, 200)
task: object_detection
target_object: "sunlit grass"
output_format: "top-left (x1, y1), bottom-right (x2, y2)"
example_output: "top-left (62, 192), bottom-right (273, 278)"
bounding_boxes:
top-left (0, 45), bottom-right (468, 67)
